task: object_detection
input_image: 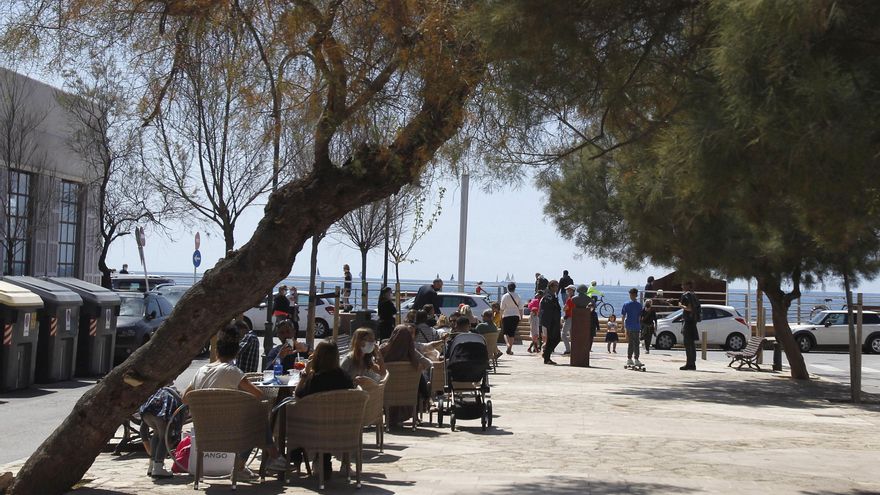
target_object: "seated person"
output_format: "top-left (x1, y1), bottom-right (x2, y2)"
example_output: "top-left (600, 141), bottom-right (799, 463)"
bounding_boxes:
top-left (473, 309), bottom-right (498, 336)
top-left (403, 310), bottom-right (418, 324)
top-left (184, 325), bottom-right (287, 477)
top-left (340, 328), bottom-right (385, 382)
top-left (139, 384), bottom-right (183, 478)
top-left (458, 304), bottom-right (478, 326)
top-left (295, 341), bottom-right (355, 477)
top-left (380, 325), bottom-right (433, 425)
top-left (414, 310), bottom-right (440, 343)
top-left (434, 314), bottom-right (452, 337)
top-left (263, 320), bottom-right (308, 371)
top-left (422, 304), bottom-right (438, 327)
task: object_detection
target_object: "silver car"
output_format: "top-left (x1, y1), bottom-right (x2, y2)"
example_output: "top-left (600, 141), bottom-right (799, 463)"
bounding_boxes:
top-left (400, 292), bottom-right (491, 321)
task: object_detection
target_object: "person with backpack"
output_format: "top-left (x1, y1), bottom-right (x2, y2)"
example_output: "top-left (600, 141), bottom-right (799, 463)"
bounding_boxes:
top-left (679, 281), bottom-right (701, 370)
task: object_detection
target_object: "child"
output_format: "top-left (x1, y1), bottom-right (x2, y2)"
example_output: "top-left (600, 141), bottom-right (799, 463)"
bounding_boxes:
top-left (491, 302), bottom-right (502, 329)
top-left (605, 313), bottom-right (619, 353)
top-left (527, 291), bottom-right (543, 353)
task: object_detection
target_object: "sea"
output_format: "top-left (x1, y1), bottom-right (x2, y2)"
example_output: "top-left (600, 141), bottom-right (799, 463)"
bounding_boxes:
top-left (144, 271), bottom-right (880, 325)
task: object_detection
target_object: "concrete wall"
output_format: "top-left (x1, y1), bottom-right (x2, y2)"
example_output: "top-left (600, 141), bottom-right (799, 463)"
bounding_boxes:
top-left (0, 68), bottom-right (101, 284)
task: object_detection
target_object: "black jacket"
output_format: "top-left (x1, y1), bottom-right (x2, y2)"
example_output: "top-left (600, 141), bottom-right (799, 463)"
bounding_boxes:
top-left (273, 293), bottom-right (293, 316)
top-left (539, 293), bottom-right (562, 329)
top-left (413, 284), bottom-right (441, 314)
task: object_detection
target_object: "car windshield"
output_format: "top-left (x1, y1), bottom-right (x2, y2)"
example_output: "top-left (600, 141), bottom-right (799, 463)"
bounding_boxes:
top-left (119, 297), bottom-right (145, 317)
top-left (159, 287), bottom-right (189, 306)
top-left (808, 312), bottom-right (828, 325)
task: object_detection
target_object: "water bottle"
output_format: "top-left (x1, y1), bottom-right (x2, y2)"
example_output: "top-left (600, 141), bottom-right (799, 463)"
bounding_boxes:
top-left (273, 357), bottom-right (283, 383)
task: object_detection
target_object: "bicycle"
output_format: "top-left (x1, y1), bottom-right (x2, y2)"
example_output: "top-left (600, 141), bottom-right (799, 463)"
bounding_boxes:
top-left (808, 298), bottom-right (834, 319)
top-left (593, 295), bottom-right (614, 319)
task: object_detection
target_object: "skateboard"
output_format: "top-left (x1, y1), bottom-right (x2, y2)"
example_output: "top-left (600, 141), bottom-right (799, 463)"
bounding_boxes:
top-left (624, 363), bottom-right (646, 372)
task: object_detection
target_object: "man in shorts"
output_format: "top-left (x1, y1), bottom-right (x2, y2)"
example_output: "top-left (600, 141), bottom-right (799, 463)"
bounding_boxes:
top-left (500, 282), bottom-right (522, 355)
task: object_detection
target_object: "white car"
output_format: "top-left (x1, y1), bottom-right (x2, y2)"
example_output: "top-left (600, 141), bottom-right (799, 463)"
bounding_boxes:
top-left (400, 292), bottom-right (492, 320)
top-left (653, 304), bottom-right (751, 351)
top-left (790, 310), bottom-right (880, 353)
top-left (243, 292), bottom-right (337, 338)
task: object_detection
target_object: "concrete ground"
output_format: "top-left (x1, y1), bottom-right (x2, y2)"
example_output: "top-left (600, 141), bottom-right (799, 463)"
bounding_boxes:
top-left (3, 345), bottom-right (880, 494)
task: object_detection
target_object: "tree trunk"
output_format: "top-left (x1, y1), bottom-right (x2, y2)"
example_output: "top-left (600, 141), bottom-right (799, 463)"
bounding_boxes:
top-left (758, 275), bottom-right (809, 379)
top-left (360, 247), bottom-right (368, 310)
top-left (8, 56), bottom-right (482, 494)
top-left (223, 225), bottom-right (235, 253)
top-left (97, 241), bottom-right (112, 289)
top-left (842, 272), bottom-right (861, 403)
top-left (306, 233), bottom-right (321, 349)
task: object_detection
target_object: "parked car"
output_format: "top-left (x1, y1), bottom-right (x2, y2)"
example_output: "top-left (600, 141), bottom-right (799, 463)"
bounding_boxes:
top-left (151, 284), bottom-right (211, 356)
top-left (243, 291), bottom-right (336, 338)
top-left (114, 292), bottom-right (173, 364)
top-left (400, 292), bottom-right (491, 321)
top-left (790, 310), bottom-right (880, 353)
top-left (653, 304), bottom-right (751, 351)
top-left (111, 275), bottom-right (176, 292)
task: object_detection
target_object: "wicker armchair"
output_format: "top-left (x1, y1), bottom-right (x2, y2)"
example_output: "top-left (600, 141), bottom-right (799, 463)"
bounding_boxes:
top-left (382, 361), bottom-right (423, 431)
top-left (426, 360), bottom-right (446, 427)
top-left (183, 389), bottom-right (270, 490)
top-left (482, 331), bottom-right (500, 372)
top-left (284, 389), bottom-right (368, 489)
top-left (354, 370), bottom-right (389, 452)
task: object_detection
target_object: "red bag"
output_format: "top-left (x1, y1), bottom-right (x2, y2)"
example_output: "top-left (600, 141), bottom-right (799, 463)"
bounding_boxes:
top-left (171, 435), bottom-right (191, 474)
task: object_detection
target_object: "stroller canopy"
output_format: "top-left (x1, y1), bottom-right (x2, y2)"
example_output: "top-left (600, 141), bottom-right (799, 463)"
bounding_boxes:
top-left (447, 332), bottom-right (488, 381)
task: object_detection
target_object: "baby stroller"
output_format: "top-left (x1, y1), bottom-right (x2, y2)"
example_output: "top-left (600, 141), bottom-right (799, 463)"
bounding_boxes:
top-left (438, 332), bottom-right (493, 431)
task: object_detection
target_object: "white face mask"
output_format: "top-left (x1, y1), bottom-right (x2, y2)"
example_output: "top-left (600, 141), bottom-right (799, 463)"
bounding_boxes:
top-left (361, 342), bottom-right (375, 354)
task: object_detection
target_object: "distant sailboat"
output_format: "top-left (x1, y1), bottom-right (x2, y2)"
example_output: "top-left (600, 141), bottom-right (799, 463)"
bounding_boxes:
top-left (450, 274), bottom-right (455, 281)
top-left (617, 280), bottom-right (620, 286)
top-left (511, 274), bottom-right (515, 282)
top-left (495, 275), bottom-right (499, 283)
top-left (317, 268), bottom-right (321, 277)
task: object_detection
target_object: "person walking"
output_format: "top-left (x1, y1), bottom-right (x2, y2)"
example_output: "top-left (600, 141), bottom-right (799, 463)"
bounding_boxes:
top-left (605, 314), bottom-right (619, 353)
top-left (527, 291), bottom-right (543, 353)
top-left (679, 281), bottom-right (701, 370)
top-left (559, 270), bottom-right (574, 303)
top-left (414, 278), bottom-right (443, 314)
top-left (500, 282), bottom-right (522, 355)
top-left (561, 285), bottom-right (576, 355)
top-left (342, 264), bottom-right (352, 310)
top-left (540, 280), bottom-right (562, 365)
top-left (640, 299), bottom-right (658, 353)
top-left (377, 286), bottom-right (397, 341)
top-left (621, 288), bottom-right (643, 368)
top-left (272, 285), bottom-right (295, 325)
top-left (534, 273), bottom-right (548, 294)
top-left (644, 276), bottom-right (656, 299)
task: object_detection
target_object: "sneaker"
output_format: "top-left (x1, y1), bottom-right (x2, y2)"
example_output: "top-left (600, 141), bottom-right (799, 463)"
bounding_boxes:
top-left (506, 348), bottom-right (513, 355)
top-left (150, 462), bottom-right (173, 478)
top-left (626, 359), bottom-right (634, 367)
top-left (633, 359), bottom-right (643, 367)
top-left (679, 365), bottom-right (696, 371)
top-left (544, 359), bottom-right (557, 365)
top-left (267, 457), bottom-right (289, 472)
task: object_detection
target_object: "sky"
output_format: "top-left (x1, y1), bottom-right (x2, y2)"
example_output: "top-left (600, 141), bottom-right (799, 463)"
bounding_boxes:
top-left (106, 173), bottom-right (673, 290)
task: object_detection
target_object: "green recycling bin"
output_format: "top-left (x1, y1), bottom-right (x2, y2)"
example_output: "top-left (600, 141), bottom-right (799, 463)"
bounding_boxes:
top-left (4, 277), bottom-right (83, 383)
top-left (50, 277), bottom-right (120, 377)
top-left (0, 280), bottom-right (43, 391)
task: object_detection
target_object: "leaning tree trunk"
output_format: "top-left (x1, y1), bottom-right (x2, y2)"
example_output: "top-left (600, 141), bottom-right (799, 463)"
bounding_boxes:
top-left (9, 61), bottom-right (483, 495)
top-left (759, 275), bottom-right (809, 379)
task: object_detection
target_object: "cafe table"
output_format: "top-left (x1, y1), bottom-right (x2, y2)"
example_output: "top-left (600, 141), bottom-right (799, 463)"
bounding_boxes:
top-left (254, 375), bottom-right (300, 477)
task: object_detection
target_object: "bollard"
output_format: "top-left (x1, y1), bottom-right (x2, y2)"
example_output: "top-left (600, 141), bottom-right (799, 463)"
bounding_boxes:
top-left (773, 341), bottom-right (782, 371)
top-left (701, 331), bottom-right (708, 360)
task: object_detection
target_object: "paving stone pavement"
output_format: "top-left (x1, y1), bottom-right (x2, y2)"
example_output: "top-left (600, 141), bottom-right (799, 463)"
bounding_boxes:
top-left (3, 346), bottom-right (880, 494)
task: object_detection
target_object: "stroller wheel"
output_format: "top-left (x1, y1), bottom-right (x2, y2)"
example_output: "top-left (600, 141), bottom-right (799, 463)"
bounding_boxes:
top-left (487, 400), bottom-right (493, 427)
top-left (450, 413), bottom-right (456, 431)
top-left (481, 416), bottom-right (487, 431)
top-left (437, 409), bottom-right (443, 428)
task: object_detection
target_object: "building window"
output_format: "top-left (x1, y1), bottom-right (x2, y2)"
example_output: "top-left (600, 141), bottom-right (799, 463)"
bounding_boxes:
top-left (6, 170), bottom-right (31, 275)
top-left (57, 181), bottom-right (80, 277)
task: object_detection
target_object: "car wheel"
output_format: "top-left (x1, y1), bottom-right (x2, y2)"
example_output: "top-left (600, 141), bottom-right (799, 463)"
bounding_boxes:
top-left (655, 332), bottom-right (676, 350)
top-left (796, 334), bottom-right (813, 353)
top-left (866, 334), bottom-right (880, 354)
top-left (725, 333), bottom-right (746, 352)
top-left (314, 319), bottom-right (329, 338)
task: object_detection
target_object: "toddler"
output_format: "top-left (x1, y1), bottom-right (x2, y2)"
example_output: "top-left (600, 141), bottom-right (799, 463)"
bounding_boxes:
top-left (605, 313), bottom-right (619, 353)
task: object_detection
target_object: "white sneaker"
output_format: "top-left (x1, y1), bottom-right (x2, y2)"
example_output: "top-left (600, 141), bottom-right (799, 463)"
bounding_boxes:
top-left (634, 359), bottom-right (643, 367)
top-left (150, 462), bottom-right (173, 478)
top-left (625, 359), bottom-right (634, 367)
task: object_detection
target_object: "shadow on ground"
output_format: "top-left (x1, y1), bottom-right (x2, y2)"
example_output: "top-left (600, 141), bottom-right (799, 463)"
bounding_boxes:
top-left (484, 476), bottom-right (697, 494)
top-left (610, 377), bottom-right (880, 410)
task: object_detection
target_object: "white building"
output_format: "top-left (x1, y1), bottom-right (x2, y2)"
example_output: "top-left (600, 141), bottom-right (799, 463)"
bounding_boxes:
top-left (0, 68), bottom-right (101, 283)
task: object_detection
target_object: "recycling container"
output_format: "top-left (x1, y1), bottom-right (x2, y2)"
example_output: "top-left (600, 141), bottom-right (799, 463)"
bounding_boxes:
top-left (0, 280), bottom-right (43, 391)
top-left (50, 277), bottom-right (120, 376)
top-left (4, 277), bottom-right (83, 383)
top-left (349, 309), bottom-right (377, 336)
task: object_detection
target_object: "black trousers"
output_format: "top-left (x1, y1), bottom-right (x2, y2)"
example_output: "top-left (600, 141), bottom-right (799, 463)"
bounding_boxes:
top-left (683, 320), bottom-right (698, 368)
top-left (543, 321), bottom-right (561, 361)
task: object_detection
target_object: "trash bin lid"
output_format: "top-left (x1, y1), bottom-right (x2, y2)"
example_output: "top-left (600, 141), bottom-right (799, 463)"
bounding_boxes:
top-left (49, 277), bottom-right (121, 306)
top-left (0, 280), bottom-right (44, 308)
top-left (3, 277), bottom-right (83, 305)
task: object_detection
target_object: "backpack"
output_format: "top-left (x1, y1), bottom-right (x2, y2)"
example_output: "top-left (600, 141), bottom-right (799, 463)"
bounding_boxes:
top-left (689, 291), bottom-right (702, 322)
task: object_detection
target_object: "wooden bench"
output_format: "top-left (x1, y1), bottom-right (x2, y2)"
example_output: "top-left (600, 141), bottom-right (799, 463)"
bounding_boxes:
top-left (726, 336), bottom-right (765, 371)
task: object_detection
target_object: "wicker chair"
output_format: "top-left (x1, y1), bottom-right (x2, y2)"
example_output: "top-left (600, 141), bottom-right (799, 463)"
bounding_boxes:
top-left (183, 389), bottom-right (270, 490)
top-left (426, 360), bottom-right (446, 427)
top-left (482, 331), bottom-right (500, 372)
top-left (382, 361), bottom-right (423, 431)
top-left (354, 370), bottom-right (389, 452)
top-left (284, 389), bottom-right (368, 489)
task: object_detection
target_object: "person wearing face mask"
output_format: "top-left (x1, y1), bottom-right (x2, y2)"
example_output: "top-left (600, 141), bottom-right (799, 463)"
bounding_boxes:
top-left (340, 328), bottom-right (385, 382)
